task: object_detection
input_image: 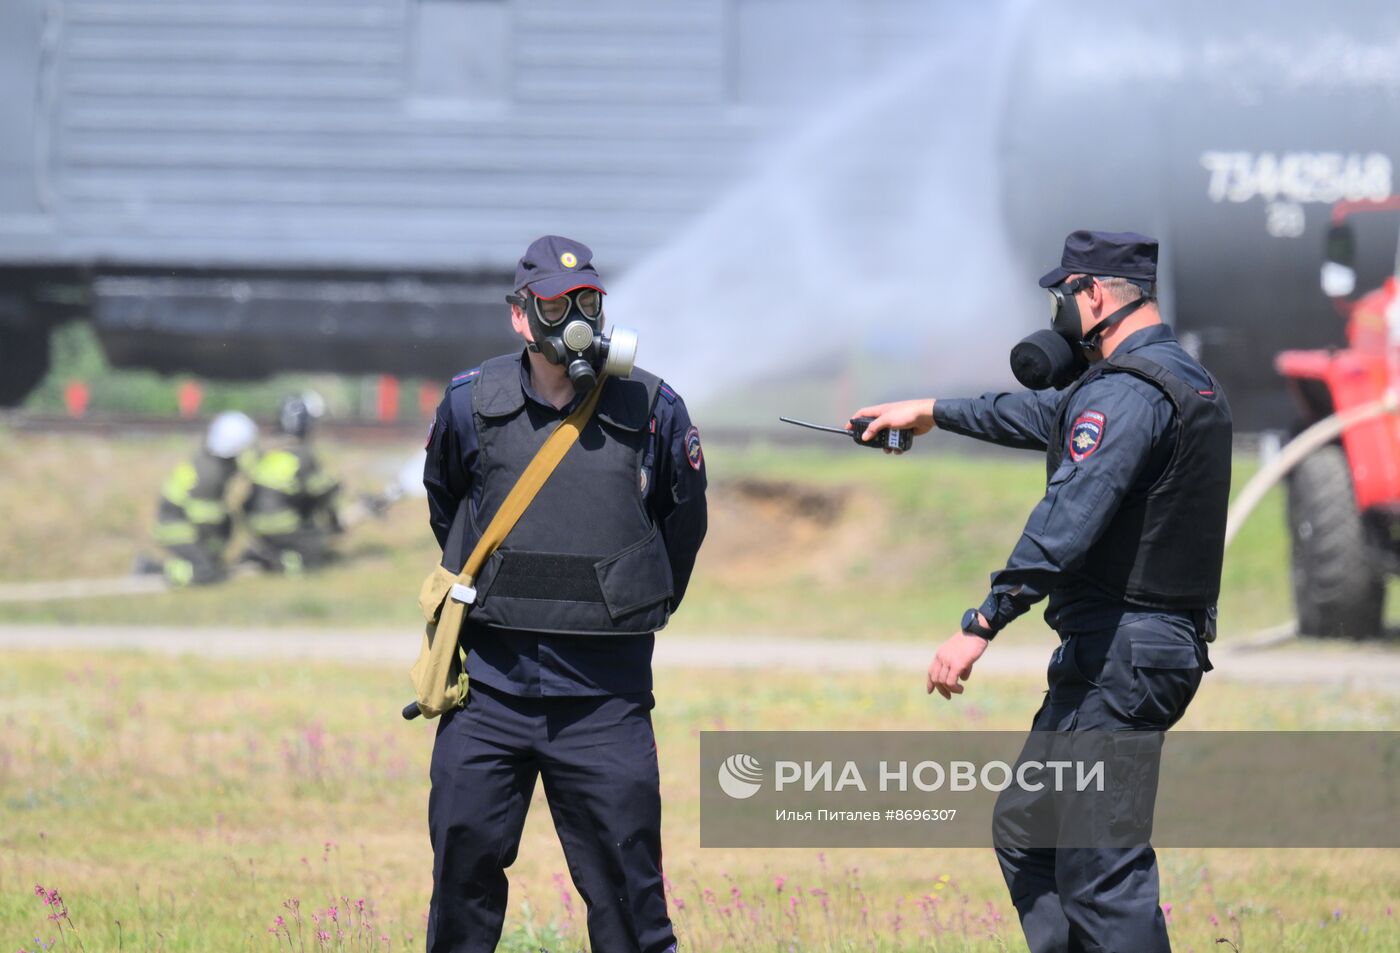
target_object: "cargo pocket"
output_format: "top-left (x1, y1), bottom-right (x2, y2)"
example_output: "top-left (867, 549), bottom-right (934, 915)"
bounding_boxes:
top-left (595, 525), bottom-right (674, 619)
top-left (1105, 731), bottom-right (1165, 843)
top-left (1127, 640), bottom-right (1202, 727)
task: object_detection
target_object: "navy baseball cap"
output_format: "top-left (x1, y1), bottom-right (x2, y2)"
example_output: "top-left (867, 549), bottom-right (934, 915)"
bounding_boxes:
top-left (513, 235), bottom-right (606, 299)
top-left (1038, 230), bottom-right (1158, 289)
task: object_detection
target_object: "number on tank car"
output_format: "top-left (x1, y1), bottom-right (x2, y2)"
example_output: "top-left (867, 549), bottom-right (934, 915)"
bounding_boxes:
top-left (1200, 151), bottom-right (1392, 204)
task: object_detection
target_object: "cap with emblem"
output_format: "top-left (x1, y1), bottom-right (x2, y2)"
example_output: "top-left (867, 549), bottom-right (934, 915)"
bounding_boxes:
top-left (514, 235), bottom-right (607, 299)
top-left (1038, 230), bottom-right (1158, 291)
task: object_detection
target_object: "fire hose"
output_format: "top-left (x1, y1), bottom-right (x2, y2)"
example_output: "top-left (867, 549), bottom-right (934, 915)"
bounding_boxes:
top-left (1224, 392), bottom-right (1399, 548)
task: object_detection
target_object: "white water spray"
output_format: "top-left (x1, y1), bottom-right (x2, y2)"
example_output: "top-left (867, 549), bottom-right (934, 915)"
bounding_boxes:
top-left (608, 3), bottom-right (1039, 417)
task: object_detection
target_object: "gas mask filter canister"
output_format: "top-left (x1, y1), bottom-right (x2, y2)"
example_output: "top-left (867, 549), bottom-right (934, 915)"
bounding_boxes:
top-left (1009, 276), bottom-right (1150, 390)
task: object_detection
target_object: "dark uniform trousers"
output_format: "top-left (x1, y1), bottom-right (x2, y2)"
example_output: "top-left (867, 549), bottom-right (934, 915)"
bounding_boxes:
top-left (993, 611), bottom-right (1208, 953)
top-left (427, 682), bottom-right (675, 953)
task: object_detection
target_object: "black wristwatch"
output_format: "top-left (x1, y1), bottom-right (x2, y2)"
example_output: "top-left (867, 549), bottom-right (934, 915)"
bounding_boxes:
top-left (961, 607), bottom-right (996, 640)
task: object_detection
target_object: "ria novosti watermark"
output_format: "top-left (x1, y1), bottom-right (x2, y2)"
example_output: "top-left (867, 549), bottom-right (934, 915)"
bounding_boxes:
top-left (700, 731), bottom-right (1400, 849)
top-left (721, 753), bottom-right (1105, 796)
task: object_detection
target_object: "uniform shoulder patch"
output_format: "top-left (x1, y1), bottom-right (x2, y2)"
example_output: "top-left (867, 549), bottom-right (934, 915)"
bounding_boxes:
top-left (684, 425), bottom-right (703, 471)
top-left (449, 367), bottom-right (481, 389)
top-left (657, 381), bottom-right (678, 404)
top-left (424, 418), bottom-right (436, 449)
top-left (1069, 410), bottom-right (1106, 462)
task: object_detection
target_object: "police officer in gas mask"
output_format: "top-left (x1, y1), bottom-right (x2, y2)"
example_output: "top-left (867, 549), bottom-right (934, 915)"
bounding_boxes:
top-left (421, 235), bottom-right (707, 953)
top-left (850, 231), bottom-right (1232, 953)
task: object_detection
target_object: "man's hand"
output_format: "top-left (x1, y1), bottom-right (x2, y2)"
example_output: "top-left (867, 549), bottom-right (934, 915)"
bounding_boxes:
top-left (926, 629), bottom-right (990, 700)
top-left (847, 399), bottom-right (936, 453)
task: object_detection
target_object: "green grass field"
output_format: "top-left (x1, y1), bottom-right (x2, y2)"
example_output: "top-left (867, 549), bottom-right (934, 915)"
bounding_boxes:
top-left (2, 652), bottom-right (1398, 953)
top-left (2, 429), bottom-right (1397, 951)
top-left (0, 428), bottom-right (1329, 642)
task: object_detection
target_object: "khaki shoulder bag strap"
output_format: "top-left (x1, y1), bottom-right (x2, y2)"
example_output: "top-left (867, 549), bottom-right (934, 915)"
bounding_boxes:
top-left (406, 379), bottom-right (607, 719)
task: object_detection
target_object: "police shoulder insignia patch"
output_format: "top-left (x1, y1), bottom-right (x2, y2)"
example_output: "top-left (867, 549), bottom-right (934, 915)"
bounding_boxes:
top-left (424, 418), bottom-right (436, 450)
top-left (685, 425), bottom-right (703, 471)
top-left (1069, 410), bottom-right (1106, 462)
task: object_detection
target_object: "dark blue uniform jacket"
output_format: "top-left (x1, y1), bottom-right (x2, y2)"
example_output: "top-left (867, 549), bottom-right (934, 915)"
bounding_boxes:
top-left (933, 325), bottom-right (1214, 636)
top-left (423, 351), bottom-right (708, 696)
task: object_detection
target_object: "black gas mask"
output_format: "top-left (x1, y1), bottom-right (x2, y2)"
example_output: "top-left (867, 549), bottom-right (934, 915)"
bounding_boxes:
top-left (1009, 275), bottom-right (1151, 390)
top-left (509, 287), bottom-right (638, 395)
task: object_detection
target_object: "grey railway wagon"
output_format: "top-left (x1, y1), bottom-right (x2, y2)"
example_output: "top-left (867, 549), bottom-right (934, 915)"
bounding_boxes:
top-left (7, 0), bottom-right (1400, 427)
top-left (0, 0), bottom-right (942, 405)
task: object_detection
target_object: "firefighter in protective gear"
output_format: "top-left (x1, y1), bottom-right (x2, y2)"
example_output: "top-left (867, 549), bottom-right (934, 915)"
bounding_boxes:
top-left (152, 411), bottom-right (259, 586)
top-left (242, 393), bottom-right (342, 573)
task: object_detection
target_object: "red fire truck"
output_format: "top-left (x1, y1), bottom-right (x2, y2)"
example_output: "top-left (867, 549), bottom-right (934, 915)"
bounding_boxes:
top-left (1275, 199), bottom-right (1400, 638)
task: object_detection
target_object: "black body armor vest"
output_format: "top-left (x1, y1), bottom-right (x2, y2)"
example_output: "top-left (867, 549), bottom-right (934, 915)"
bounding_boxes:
top-left (447, 354), bottom-right (673, 636)
top-left (1048, 352), bottom-right (1233, 609)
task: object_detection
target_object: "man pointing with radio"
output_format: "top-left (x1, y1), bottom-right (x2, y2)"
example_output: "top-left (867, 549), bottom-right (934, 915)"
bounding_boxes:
top-left (850, 231), bottom-right (1232, 953)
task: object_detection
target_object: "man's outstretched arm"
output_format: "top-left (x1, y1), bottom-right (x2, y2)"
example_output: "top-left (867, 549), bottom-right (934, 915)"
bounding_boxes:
top-left (851, 389), bottom-right (1062, 452)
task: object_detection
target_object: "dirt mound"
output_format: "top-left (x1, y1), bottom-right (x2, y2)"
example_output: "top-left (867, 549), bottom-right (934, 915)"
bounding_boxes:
top-left (700, 478), bottom-right (879, 582)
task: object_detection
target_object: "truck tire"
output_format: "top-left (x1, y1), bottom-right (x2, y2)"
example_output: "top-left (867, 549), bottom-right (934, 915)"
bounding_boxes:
top-left (1286, 444), bottom-right (1385, 638)
top-left (0, 325), bottom-right (51, 406)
